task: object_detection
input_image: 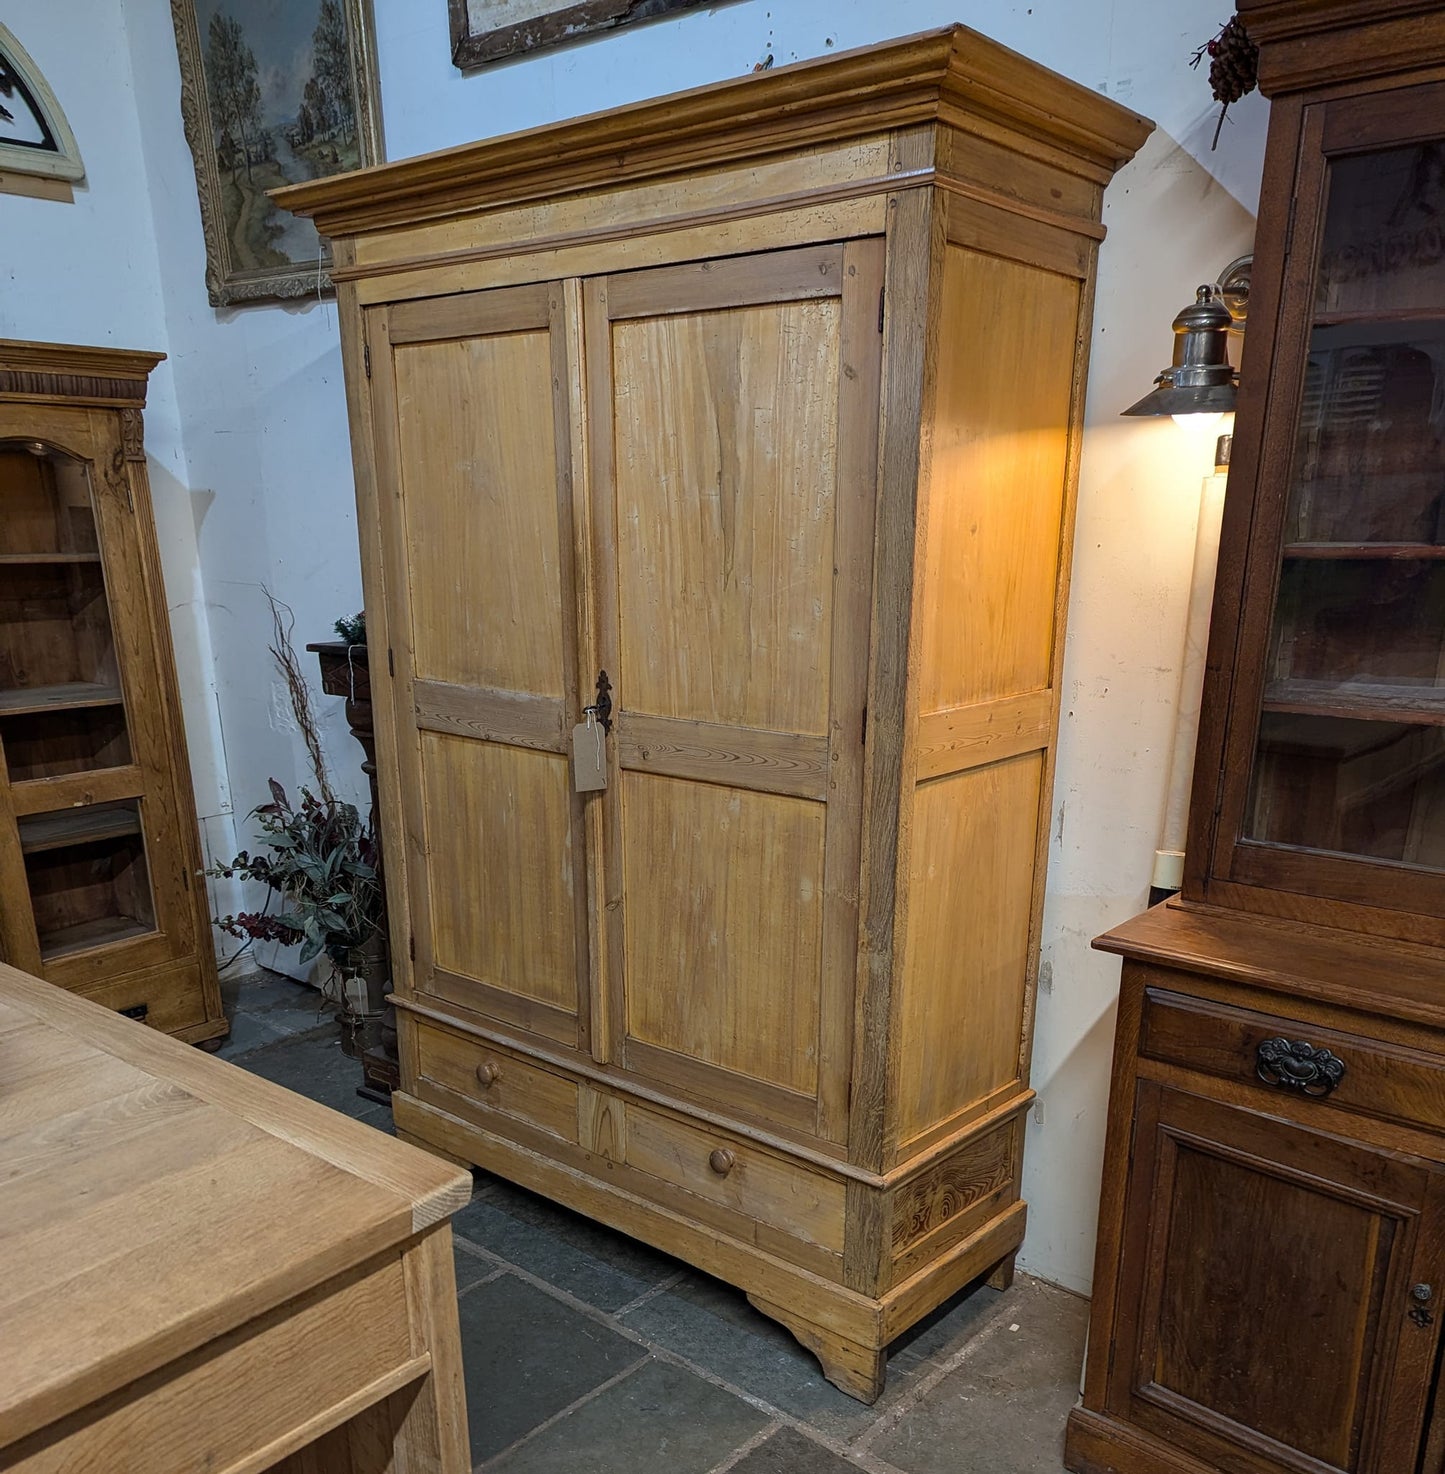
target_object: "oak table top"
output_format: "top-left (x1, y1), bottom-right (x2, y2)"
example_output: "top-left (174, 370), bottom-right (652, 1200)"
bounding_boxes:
top-left (0, 960), bottom-right (473, 1471)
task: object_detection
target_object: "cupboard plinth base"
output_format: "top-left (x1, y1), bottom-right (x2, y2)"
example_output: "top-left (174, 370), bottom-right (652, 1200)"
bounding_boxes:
top-left (747, 1293), bottom-right (886, 1403)
top-left (1064, 1407), bottom-right (1221, 1474)
top-left (391, 1089), bottom-right (1026, 1402)
top-left (985, 1251), bottom-right (1016, 1291)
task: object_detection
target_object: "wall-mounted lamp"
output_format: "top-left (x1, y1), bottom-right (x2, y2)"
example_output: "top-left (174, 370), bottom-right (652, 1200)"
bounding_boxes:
top-left (1131, 257), bottom-right (1251, 903)
top-left (1122, 257), bottom-right (1250, 420)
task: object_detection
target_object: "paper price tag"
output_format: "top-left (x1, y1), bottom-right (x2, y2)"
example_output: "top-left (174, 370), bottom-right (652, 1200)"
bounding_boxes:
top-left (571, 719), bottom-right (607, 792)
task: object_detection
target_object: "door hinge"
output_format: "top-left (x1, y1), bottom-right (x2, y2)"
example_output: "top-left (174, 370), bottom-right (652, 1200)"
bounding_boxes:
top-left (860, 705), bottom-right (868, 746)
top-left (877, 286), bottom-right (886, 334)
top-left (409, 933), bottom-right (416, 962)
top-left (387, 646), bottom-right (395, 677)
top-left (363, 342), bottom-right (372, 378)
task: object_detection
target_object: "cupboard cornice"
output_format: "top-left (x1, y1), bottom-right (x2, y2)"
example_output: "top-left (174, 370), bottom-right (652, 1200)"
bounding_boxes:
top-left (274, 25), bottom-right (1150, 239)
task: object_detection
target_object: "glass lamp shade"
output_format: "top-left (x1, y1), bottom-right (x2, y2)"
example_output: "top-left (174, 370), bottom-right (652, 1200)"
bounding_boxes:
top-left (1123, 285), bottom-right (1240, 417)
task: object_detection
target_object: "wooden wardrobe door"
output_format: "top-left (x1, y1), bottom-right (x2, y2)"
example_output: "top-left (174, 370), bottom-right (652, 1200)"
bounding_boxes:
top-left (585, 242), bottom-right (883, 1143)
top-left (1110, 1083), bottom-right (1445, 1474)
top-left (368, 284), bottom-right (590, 1049)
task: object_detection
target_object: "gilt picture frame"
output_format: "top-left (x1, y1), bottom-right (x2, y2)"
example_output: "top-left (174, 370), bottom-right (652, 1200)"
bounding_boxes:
top-left (170, 0), bottom-right (382, 307)
top-left (449, 0), bottom-right (713, 70)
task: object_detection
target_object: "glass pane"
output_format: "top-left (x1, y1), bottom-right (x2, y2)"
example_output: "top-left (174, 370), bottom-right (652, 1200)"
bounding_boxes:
top-left (1244, 137), bottom-right (1445, 868)
top-left (1247, 716), bottom-right (1445, 869)
top-left (0, 443), bottom-right (131, 777)
top-left (19, 798), bottom-right (157, 959)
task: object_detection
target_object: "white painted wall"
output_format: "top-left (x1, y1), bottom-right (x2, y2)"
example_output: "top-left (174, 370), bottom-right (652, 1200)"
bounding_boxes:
top-left (7, 0), bottom-right (1269, 1292)
top-left (0, 2), bottom-right (241, 946)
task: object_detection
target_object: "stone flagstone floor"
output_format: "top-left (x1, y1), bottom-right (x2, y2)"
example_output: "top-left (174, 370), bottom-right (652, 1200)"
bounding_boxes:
top-left (220, 967), bottom-right (1085, 1474)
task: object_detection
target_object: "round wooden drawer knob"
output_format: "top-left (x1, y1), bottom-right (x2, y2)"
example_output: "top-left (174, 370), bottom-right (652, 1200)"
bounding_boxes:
top-left (708, 1148), bottom-right (736, 1177)
top-left (476, 1061), bottom-right (501, 1089)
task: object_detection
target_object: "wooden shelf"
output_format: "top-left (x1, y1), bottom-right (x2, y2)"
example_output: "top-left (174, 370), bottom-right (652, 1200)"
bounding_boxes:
top-left (0, 683), bottom-right (124, 717)
top-left (1283, 542), bottom-right (1445, 561)
top-left (1312, 307), bottom-right (1445, 329)
top-left (38, 914), bottom-right (152, 960)
top-left (18, 805), bottom-right (142, 855)
top-left (1262, 678), bottom-right (1445, 726)
top-left (0, 552), bottom-right (102, 565)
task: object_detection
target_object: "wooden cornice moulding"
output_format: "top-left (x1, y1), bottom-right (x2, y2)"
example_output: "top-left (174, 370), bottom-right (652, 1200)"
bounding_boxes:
top-left (274, 26), bottom-right (1152, 238)
top-left (1238, 0), bottom-right (1445, 93)
top-left (0, 339), bottom-right (164, 406)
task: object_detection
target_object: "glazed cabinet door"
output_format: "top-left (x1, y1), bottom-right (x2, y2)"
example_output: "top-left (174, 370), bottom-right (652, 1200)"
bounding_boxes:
top-left (1109, 1082), bottom-right (1445, 1474)
top-left (583, 241), bottom-right (883, 1143)
top-left (366, 283), bottom-right (591, 1049)
top-left (0, 407), bottom-right (201, 992)
top-left (1201, 79), bottom-right (1445, 922)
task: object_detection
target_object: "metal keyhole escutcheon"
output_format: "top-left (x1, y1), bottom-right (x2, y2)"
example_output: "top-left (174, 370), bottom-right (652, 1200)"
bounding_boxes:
top-left (1411, 1283), bottom-right (1434, 1329)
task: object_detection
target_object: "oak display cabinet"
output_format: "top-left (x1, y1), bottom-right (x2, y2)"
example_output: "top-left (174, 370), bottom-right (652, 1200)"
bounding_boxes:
top-left (278, 28), bottom-right (1149, 1401)
top-left (0, 342), bottom-right (225, 1045)
top-left (1068, 4), bottom-right (1445, 1473)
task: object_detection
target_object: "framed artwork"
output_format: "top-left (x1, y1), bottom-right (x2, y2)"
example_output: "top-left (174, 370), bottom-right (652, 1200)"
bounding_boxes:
top-left (170, 0), bottom-right (382, 307)
top-left (0, 24), bottom-right (85, 200)
top-left (450, 0), bottom-right (714, 69)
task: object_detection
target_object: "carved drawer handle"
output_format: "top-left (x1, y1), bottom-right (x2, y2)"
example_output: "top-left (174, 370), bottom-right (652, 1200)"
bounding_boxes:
top-left (476, 1061), bottom-right (501, 1089)
top-left (1255, 1037), bottom-right (1346, 1097)
top-left (708, 1148), bottom-right (736, 1177)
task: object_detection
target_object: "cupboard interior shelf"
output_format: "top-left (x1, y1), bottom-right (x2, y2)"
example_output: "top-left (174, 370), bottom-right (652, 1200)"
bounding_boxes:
top-left (1311, 306), bottom-right (1445, 329)
top-left (1262, 677), bottom-right (1445, 725)
top-left (1282, 542), bottom-right (1445, 560)
top-left (0, 683), bottom-right (124, 717)
top-left (0, 552), bottom-right (102, 565)
top-left (18, 805), bottom-right (142, 855)
top-left (39, 915), bottom-right (152, 960)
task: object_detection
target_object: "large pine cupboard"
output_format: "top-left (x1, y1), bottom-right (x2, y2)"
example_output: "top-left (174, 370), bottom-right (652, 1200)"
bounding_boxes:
top-left (277, 28), bottom-right (1150, 1400)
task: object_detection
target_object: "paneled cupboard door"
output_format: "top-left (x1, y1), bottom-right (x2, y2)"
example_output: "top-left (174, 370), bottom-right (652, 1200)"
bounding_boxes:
top-left (368, 283), bottom-right (591, 1049)
top-left (584, 242), bottom-right (884, 1143)
top-left (1110, 1083), bottom-right (1445, 1474)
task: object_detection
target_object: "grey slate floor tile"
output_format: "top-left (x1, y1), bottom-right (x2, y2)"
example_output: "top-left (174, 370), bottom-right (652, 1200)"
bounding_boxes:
top-left (620, 1270), bottom-right (947, 1442)
top-left (459, 1274), bottom-right (647, 1463)
top-left (871, 1277), bottom-right (1088, 1474)
top-left (453, 1178), bottom-right (680, 1313)
top-left (489, 1357), bottom-right (768, 1473)
top-left (232, 1022), bottom-right (377, 1118)
top-left (727, 1425), bottom-right (867, 1474)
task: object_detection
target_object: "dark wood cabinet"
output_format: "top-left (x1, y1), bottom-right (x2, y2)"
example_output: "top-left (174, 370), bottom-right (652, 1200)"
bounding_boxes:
top-left (1069, 5), bottom-right (1445, 1472)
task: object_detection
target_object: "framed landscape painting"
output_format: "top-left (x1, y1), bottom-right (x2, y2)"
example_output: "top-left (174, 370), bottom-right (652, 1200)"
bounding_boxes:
top-left (171, 0), bottom-right (382, 307)
top-left (450, 0), bottom-right (713, 69)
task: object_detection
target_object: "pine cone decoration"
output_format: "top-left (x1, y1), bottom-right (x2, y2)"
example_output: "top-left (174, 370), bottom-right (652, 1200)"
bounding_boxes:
top-left (1208, 18), bottom-right (1259, 106)
top-left (1192, 16), bottom-right (1260, 149)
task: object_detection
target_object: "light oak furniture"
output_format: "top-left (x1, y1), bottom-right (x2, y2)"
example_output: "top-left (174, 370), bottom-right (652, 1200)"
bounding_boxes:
top-left (1067, 4), bottom-right (1445, 1472)
top-left (277, 27), bottom-right (1150, 1401)
top-left (0, 341), bottom-right (226, 1045)
top-left (0, 959), bottom-right (472, 1474)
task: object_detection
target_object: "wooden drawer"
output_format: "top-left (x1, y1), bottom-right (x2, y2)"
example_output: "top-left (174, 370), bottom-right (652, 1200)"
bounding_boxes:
top-left (622, 1100), bottom-right (846, 1255)
top-left (412, 1019), bottom-right (579, 1144)
top-left (1140, 986), bottom-right (1445, 1136)
top-left (11, 1255), bottom-right (415, 1473)
top-left (72, 966), bottom-right (206, 1035)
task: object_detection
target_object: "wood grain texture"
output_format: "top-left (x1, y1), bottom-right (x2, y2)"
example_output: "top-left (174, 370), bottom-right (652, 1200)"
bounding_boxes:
top-left (0, 362), bottom-right (221, 1036)
top-left (917, 248), bottom-right (1080, 713)
top-left (610, 295), bottom-right (841, 735)
top-left (0, 965), bottom-right (469, 1465)
top-left (275, 27), bottom-right (1150, 237)
top-left (895, 754), bottom-right (1044, 1146)
top-left (622, 771), bottom-right (825, 1100)
top-left (395, 327), bottom-right (565, 698)
top-left (419, 733), bottom-right (578, 1018)
top-left (617, 714), bottom-right (828, 800)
